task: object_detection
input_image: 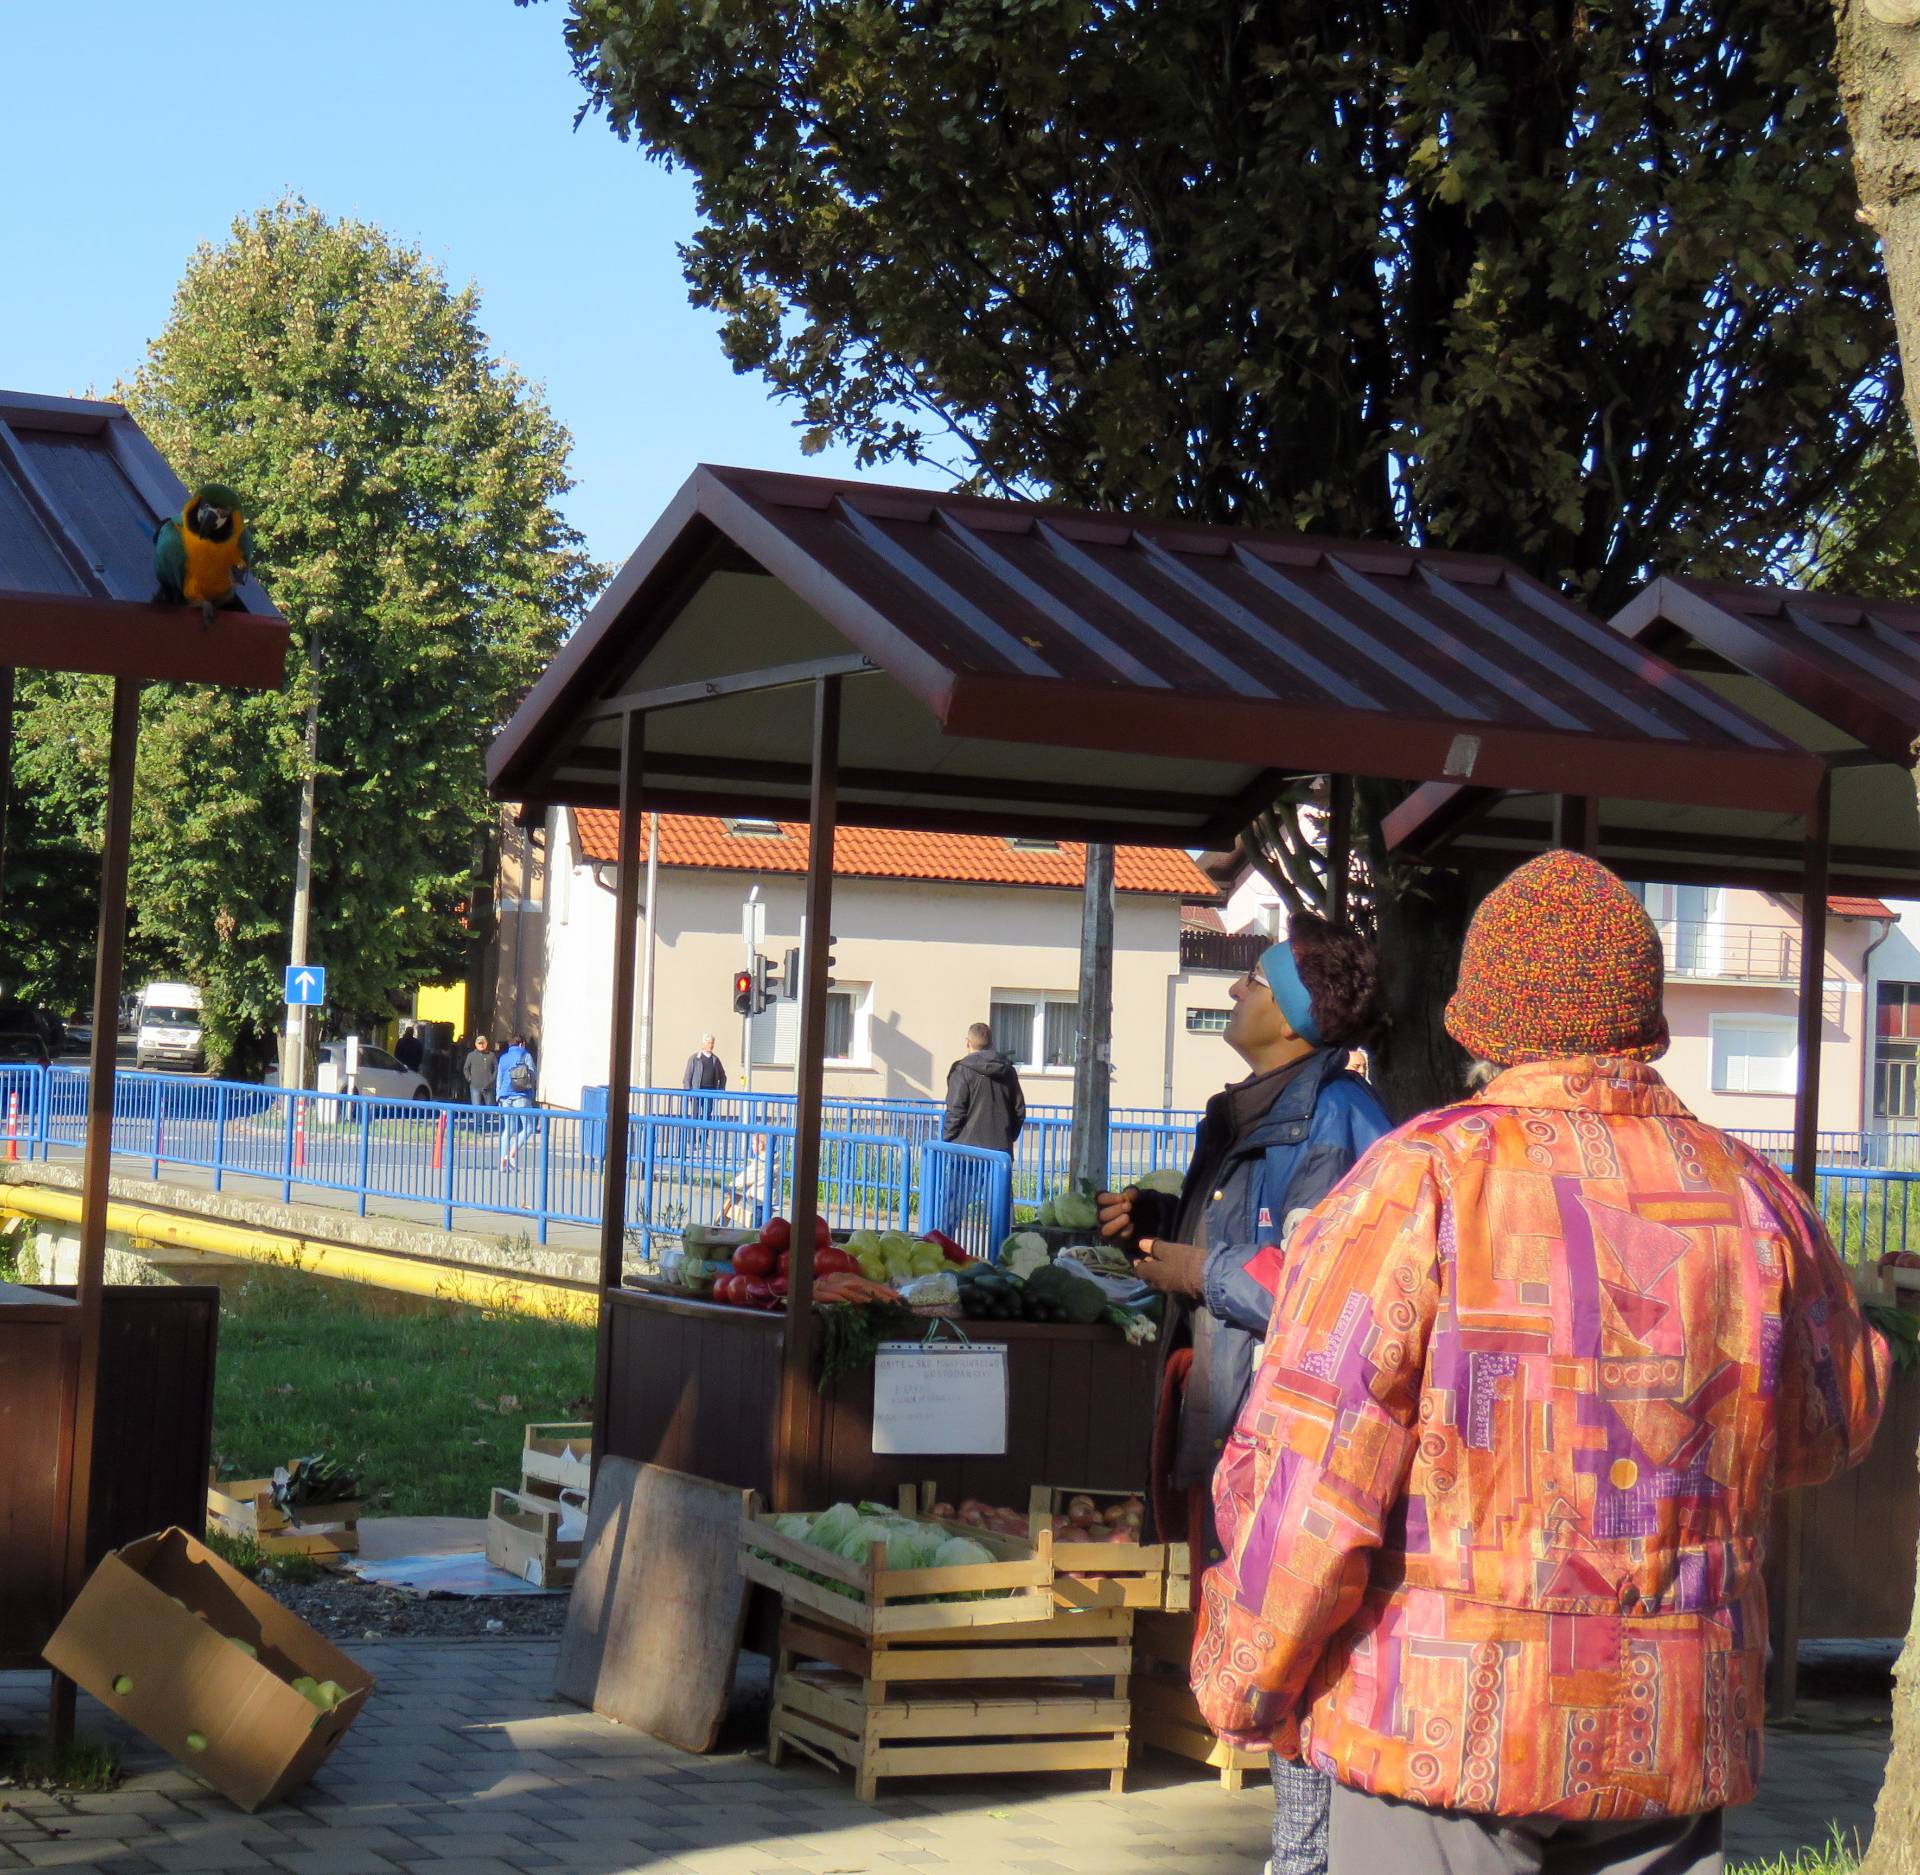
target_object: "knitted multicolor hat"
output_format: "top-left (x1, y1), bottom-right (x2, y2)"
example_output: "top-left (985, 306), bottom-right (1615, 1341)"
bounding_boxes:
top-left (1444, 850), bottom-right (1668, 1066)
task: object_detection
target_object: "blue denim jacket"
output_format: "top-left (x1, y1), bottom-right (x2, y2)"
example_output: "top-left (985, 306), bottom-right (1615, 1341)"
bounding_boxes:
top-left (1147, 1048), bottom-right (1391, 1514)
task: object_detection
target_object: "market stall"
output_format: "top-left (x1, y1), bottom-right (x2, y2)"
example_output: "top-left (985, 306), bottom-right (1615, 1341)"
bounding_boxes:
top-left (489, 466), bottom-right (1828, 1526)
top-left (1385, 570), bottom-right (1920, 1710)
top-left (0, 390), bottom-right (287, 1723)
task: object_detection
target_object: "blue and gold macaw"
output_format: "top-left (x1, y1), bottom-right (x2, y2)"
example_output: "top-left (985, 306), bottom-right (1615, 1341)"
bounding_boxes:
top-left (153, 484), bottom-right (254, 623)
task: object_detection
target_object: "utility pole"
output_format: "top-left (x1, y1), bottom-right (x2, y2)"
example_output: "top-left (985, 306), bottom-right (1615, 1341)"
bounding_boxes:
top-left (282, 642), bottom-right (320, 1090)
top-left (1069, 842), bottom-right (1115, 1191)
top-left (636, 811), bottom-right (659, 1106)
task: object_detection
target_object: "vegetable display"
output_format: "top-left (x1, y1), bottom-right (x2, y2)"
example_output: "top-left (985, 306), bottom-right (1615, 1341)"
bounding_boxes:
top-left (751, 1500), bottom-right (1013, 1601)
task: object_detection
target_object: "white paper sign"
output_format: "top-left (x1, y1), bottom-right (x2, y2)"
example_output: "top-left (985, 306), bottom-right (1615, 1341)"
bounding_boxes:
top-left (871, 1341), bottom-right (1009, 1455)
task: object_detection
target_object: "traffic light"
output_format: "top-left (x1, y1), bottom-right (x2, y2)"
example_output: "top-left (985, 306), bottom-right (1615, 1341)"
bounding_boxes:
top-left (732, 968), bottom-right (753, 1016)
top-left (751, 954), bottom-right (773, 1015)
top-left (823, 935), bottom-right (838, 992)
top-left (779, 947), bottom-right (801, 1001)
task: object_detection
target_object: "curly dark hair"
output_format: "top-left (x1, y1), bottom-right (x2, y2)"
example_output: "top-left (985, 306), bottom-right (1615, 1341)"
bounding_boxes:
top-left (1288, 912), bottom-right (1388, 1052)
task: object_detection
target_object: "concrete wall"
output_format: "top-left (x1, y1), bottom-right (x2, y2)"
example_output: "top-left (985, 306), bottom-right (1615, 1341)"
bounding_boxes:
top-left (535, 811), bottom-right (1237, 1113)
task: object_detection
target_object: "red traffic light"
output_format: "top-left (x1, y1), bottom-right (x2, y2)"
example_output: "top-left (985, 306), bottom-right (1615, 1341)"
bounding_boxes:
top-left (732, 969), bottom-right (754, 1015)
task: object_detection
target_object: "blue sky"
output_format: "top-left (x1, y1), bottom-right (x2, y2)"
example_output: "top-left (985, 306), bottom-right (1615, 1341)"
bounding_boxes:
top-left (0, 2), bottom-right (947, 571)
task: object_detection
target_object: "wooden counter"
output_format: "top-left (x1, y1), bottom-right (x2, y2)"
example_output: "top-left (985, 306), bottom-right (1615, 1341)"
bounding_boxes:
top-left (599, 1287), bottom-right (1158, 1507)
top-left (0, 1284), bottom-right (219, 1668)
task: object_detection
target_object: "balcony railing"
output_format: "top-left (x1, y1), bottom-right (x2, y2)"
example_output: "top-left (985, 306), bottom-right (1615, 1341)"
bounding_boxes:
top-left (1657, 920), bottom-right (1800, 983)
top-left (1180, 928), bottom-right (1266, 974)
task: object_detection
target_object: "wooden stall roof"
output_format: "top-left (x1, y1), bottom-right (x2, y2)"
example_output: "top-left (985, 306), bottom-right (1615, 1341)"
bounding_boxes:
top-left (487, 466), bottom-right (1824, 844)
top-left (0, 390), bottom-right (286, 689)
top-left (1385, 574), bottom-right (1920, 894)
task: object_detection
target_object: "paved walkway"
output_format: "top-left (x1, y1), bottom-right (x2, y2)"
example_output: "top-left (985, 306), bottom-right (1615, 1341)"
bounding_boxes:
top-left (0, 1641), bottom-right (1891, 1874)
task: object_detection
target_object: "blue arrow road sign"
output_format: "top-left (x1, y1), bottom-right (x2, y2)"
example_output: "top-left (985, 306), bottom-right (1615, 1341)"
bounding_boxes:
top-left (284, 965), bottom-right (327, 1007)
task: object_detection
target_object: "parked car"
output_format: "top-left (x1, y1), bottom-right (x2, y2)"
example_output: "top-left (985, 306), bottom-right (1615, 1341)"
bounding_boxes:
top-left (0, 1005), bottom-right (50, 1069)
top-left (315, 1042), bottom-right (431, 1103)
top-left (59, 1014), bottom-right (92, 1058)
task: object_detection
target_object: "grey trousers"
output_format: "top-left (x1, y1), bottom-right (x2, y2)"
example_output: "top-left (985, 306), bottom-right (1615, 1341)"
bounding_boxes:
top-left (1271, 1756), bottom-right (1330, 1875)
top-left (1328, 1783), bottom-right (1724, 1875)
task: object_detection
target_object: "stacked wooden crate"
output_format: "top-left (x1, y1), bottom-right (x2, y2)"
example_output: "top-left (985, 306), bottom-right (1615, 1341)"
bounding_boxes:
top-left (207, 1475), bottom-right (362, 1562)
top-left (746, 1484), bottom-right (1174, 1802)
top-left (1124, 1536), bottom-right (1269, 1790)
top-left (485, 1422), bottom-right (591, 1589)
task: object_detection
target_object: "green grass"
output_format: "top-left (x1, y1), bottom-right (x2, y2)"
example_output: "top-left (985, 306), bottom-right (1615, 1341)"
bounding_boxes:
top-left (211, 1268), bottom-right (595, 1519)
top-left (1731, 1828), bottom-right (1862, 1875)
top-left (3, 1731), bottom-right (123, 1791)
top-left (199, 1524), bottom-right (322, 1584)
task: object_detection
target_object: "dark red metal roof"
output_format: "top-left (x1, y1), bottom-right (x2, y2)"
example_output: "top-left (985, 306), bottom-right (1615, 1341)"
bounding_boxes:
top-left (1383, 574), bottom-right (1920, 895)
top-left (1614, 574), bottom-right (1920, 768)
top-left (489, 466), bottom-right (1821, 841)
top-left (0, 390), bottom-right (286, 688)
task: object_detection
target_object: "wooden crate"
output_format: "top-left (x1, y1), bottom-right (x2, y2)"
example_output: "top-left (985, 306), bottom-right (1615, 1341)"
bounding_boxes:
top-left (486, 1486), bottom-right (582, 1588)
top-left (739, 1502), bottom-right (1056, 1636)
top-left (1026, 1486), bottom-right (1171, 1610)
top-left (206, 1478), bottom-right (361, 1560)
top-left (519, 1422), bottom-right (591, 1500)
top-left (1130, 1609), bottom-right (1268, 1791)
top-left (772, 1666), bottom-right (1130, 1802)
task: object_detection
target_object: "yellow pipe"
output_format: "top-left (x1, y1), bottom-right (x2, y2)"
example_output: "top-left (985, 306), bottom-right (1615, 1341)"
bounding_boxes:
top-left (0, 1183), bottom-right (598, 1325)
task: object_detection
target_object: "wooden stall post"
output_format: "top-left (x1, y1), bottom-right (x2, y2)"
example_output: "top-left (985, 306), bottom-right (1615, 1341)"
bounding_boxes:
top-left (1326, 774), bottom-right (1353, 927)
top-left (774, 675), bottom-right (842, 1511)
top-left (51, 676), bottom-right (139, 1741)
top-left (591, 712), bottom-right (646, 1475)
top-left (1551, 794), bottom-right (1594, 854)
top-left (1770, 765), bottom-right (1832, 1721)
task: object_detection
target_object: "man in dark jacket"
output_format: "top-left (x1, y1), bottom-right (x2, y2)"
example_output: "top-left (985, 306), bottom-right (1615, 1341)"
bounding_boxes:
top-left (942, 1023), bottom-right (1026, 1154)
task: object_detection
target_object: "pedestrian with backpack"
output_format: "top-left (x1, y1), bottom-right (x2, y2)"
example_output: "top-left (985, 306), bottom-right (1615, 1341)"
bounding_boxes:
top-left (496, 1034), bottom-right (538, 1171)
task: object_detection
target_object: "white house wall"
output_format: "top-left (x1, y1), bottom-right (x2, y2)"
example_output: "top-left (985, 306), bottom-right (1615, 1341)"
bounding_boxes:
top-left (534, 811), bottom-right (1244, 1113)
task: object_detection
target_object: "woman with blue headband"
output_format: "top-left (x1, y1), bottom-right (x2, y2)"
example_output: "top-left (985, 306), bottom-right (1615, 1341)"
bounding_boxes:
top-left (1098, 910), bottom-right (1389, 1875)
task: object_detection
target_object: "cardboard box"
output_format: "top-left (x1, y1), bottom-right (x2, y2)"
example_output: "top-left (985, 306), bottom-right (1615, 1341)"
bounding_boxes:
top-left (43, 1527), bottom-right (373, 1812)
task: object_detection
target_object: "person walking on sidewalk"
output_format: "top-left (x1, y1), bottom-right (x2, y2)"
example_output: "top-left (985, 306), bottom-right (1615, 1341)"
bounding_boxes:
top-left (496, 1033), bottom-right (537, 1170)
top-left (463, 1034), bottom-right (495, 1107)
top-left (1194, 851), bottom-right (1891, 1875)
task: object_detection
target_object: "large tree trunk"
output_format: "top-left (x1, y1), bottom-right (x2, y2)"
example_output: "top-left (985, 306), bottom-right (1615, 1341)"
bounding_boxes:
top-left (1865, 1432), bottom-right (1920, 1873)
top-left (1834, 8), bottom-right (1920, 1867)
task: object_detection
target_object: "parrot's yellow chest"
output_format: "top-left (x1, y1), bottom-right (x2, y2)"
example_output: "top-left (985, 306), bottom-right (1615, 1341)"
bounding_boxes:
top-left (181, 525), bottom-right (246, 605)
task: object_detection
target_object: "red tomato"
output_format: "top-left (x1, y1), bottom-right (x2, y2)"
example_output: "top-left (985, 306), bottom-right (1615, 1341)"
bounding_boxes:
top-left (770, 1274), bottom-right (790, 1299)
top-left (777, 1248), bottom-right (791, 1277)
top-left (732, 1241), bottom-right (776, 1278)
top-left (760, 1217), bottom-right (791, 1252)
top-left (813, 1213), bottom-right (833, 1245)
top-left (711, 1273), bottom-right (738, 1306)
top-left (741, 1276), bottom-right (775, 1309)
top-left (814, 1246), bottom-right (858, 1276)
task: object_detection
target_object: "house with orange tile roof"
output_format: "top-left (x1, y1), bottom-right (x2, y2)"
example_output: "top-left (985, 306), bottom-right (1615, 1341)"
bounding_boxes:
top-left (513, 809), bottom-right (1238, 1111)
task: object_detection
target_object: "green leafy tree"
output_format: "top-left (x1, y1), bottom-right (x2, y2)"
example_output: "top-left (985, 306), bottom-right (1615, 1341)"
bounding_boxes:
top-left (18, 199), bottom-right (597, 1070)
top-left (539, 0), bottom-right (1905, 1116)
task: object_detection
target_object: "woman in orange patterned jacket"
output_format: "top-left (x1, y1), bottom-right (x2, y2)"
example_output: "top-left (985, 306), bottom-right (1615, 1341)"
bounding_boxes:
top-left (1193, 851), bottom-right (1890, 1875)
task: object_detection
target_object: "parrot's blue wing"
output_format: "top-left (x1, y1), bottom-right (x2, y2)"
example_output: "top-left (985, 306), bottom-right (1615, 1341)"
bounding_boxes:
top-left (152, 517), bottom-right (186, 605)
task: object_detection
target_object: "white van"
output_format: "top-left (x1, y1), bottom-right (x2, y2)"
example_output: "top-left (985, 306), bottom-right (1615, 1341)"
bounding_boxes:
top-left (135, 982), bottom-right (206, 1072)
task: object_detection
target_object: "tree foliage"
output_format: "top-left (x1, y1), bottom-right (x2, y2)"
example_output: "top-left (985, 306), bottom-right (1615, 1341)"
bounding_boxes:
top-left (547, 0), bottom-right (1895, 610)
top-left (17, 200), bottom-right (597, 1069)
top-left (543, 0), bottom-right (1905, 1113)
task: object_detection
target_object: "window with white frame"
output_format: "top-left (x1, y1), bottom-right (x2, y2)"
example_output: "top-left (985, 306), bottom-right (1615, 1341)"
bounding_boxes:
top-left (749, 984), bottom-right (869, 1068)
top-left (1186, 1007), bottom-right (1231, 1033)
top-left (1710, 1015), bottom-right (1798, 1095)
top-left (990, 993), bottom-right (1078, 1071)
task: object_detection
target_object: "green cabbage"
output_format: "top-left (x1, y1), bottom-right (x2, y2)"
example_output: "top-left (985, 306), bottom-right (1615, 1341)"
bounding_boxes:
top-left (932, 1536), bottom-right (996, 1569)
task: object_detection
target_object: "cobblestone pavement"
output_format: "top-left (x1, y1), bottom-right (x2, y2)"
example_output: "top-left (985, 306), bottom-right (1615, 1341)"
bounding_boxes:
top-left (0, 1641), bottom-right (1890, 1874)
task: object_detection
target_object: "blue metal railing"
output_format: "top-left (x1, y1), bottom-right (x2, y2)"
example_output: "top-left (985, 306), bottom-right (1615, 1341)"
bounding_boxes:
top-left (21, 1062), bottom-right (1913, 1271)
top-left (918, 1141), bottom-right (1014, 1259)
